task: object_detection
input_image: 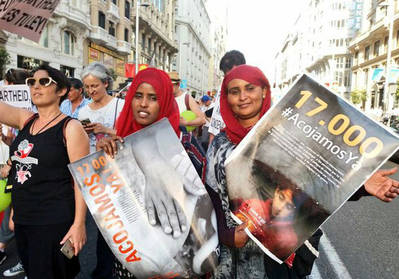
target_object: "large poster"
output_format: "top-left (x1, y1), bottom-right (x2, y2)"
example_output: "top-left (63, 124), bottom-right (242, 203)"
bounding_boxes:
top-left (0, 0), bottom-right (60, 42)
top-left (69, 119), bottom-right (218, 278)
top-left (0, 84), bottom-right (32, 135)
top-left (225, 74), bottom-right (399, 263)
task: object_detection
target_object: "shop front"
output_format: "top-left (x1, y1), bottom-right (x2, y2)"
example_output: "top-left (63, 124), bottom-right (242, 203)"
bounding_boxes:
top-left (88, 42), bottom-right (126, 89)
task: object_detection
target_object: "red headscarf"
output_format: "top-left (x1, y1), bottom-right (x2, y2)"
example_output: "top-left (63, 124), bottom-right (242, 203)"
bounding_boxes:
top-left (115, 68), bottom-right (180, 137)
top-left (220, 65), bottom-right (271, 145)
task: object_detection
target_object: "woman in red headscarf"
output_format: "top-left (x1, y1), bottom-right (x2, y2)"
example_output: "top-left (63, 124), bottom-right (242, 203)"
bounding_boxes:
top-left (97, 68), bottom-right (212, 278)
top-left (205, 65), bottom-right (399, 279)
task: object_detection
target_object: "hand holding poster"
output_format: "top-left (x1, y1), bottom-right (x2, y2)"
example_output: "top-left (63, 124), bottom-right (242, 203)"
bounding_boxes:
top-left (225, 74), bottom-right (399, 263)
top-left (68, 119), bottom-right (218, 278)
top-left (0, 0), bottom-right (60, 42)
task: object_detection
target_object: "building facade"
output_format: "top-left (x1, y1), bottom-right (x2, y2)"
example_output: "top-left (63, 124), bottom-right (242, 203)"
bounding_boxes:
top-left (274, 0), bottom-right (363, 100)
top-left (349, 0), bottom-right (399, 114)
top-left (175, 0), bottom-right (211, 96)
top-left (133, 0), bottom-right (178, 72)
top-left (87, 0), bottom-right (134, 87)
top-left (5, 0), bottom-right (91, 78)
top-left (205, 0), bottom-right (228, 92)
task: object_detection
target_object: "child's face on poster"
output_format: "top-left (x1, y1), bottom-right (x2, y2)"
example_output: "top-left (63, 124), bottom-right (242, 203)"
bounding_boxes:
top-left (271, 188), bottom-right (295, 218)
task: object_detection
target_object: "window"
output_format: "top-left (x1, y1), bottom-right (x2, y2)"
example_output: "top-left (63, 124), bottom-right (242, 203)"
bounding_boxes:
top-left (148, 38), bottom-right (151, 53)
top-left (384, 36), bottom-right (388, 52)
top-left (344, 72), bottom-right (351, 87)
top-left (141, 34), bottom-right (145, 49)
top-left (109, 21), bottom-right (115, 36)
top-left (63, 31), bottom-right (75, 56)
top-left (354, 51), bottom-right (359, 64)
top-left (124, 28), bottom-right (129, 42)
top-left (365, 45), bottom-right (370, 60)
top-left (98, 11), bottom-right (106, 28)
top-left (346, 57), bottom-right (351, 68)
top-left (374, 40), bottom-right (380, 57)
top-left (39, 24), bottom-right (49, 48)
top-left (125, 1), bottom-right (130, 18)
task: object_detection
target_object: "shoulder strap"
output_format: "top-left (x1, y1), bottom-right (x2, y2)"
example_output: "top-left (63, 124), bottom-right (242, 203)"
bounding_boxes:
top-left (185, 94), bottom-right (190, 111)
top-left (62, 117), bottom-right (73, 147)
top-left (21, 113), bottom-right (38, 130)
top-left (113, 98), bottom-right (120, 129)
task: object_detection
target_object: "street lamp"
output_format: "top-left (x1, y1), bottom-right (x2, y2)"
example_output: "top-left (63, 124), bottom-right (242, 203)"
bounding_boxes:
top-left (135, 0), bottom-right (150, 75)
top-left (381, 0), bottom-right (395, 117)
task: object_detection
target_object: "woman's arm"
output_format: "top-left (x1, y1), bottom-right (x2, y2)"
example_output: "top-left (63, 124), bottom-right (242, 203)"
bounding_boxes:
top-left (0, 102), bottom-right (33, 130)
top-left (61, 119), bottom-right (90, 255)
top-left (180, 95), bottom-right (206, 127)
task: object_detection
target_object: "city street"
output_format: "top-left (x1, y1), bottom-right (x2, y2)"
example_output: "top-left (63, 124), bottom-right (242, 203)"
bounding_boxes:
top-left (310, 160), bottom-right (399, 279)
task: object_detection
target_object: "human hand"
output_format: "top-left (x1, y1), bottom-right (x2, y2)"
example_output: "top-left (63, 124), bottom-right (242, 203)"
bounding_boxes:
top-left (96, 136), bottom-right (124, 158)
top-left (144, 173), bottom-right (187, 238)
top-left (364, 168), bottom-right (399, 202)
top-left (86, 123), bottom-right (109, 135)
top-left (180, 117), bottom-right (188, 127)
top-left (0, 164), bottom-right (11, 178)
top-left (60, 222), bottom-right (87, 256)
top-left (8, 208), bottom-right (14, 232)
top-left (234, 222), bottom-right (249, 248)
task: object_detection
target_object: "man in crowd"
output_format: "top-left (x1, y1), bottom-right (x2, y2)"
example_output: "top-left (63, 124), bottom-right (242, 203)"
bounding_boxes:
top-left (60, 78), bottom-right (90, 118)
top-left (168, 72), bottom-right (205, 129)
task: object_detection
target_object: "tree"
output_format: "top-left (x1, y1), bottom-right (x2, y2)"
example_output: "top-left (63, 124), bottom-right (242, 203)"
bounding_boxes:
top-left (350, 89), bottom-right (367, 106)
top-left (0, 47), bottom-right (10, 80)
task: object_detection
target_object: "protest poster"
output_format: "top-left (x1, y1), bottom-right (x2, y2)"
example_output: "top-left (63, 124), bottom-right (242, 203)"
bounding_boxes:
top-left (68, 119), bottom-right (218, 279)
top-left (208, 91), bottom-right (225, 136)
top-left (0, 0), bottom-right (60, 42)
top-left (224, 74), bottom-right (399, 263)
top-left (0, 84), bottom-right (32, 134)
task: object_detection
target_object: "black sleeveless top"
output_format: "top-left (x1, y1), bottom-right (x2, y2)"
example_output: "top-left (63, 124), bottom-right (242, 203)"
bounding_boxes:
top-left (9, 114), bottom-right (75, 225)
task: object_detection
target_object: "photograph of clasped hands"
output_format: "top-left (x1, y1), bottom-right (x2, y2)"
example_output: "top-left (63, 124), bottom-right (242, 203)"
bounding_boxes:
top-left (95, 120), bottom-right (218, 277)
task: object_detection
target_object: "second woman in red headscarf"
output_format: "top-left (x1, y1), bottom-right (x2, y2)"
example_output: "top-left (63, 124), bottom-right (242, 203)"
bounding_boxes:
top-left (115, 67), bottom-right (180, 137)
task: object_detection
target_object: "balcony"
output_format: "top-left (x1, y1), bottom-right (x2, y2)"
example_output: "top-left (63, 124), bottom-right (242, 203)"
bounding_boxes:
top-left (117, 40), bottom-right (131, 55)
top-left (106, 34), bottom-right (118, 50)
top-left (89, 26), bottom-right (110, 45)
top-left (54, 2), bottom-right (90, 29)
top-left (107, 2), bottom-right (120, 21)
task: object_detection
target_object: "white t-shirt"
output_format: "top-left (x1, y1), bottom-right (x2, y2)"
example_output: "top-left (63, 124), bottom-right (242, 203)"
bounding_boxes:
top-left (175, 93), bottom-right (188, 114)
top-left (78, 98), bottom-right (125, 153)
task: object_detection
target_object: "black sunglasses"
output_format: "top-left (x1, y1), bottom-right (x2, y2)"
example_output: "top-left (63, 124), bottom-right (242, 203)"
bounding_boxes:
top-left (25, 77), bottom-right (57, 87)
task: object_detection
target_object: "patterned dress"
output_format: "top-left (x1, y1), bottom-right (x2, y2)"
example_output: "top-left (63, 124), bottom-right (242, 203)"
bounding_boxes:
top-left (206, 132), bottom-right (269, 279)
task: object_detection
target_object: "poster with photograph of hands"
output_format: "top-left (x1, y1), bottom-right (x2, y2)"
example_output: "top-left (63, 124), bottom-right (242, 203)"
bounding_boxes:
top-left (225, 74), bottom-right (399, 263)
top-left (68, 119), bottom-right (218, 278)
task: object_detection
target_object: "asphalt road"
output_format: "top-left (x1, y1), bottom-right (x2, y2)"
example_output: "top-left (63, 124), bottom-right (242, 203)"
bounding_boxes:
top-left (311, 160), bottom-right (399, 279)
top-left (1, 162), bottom-right (398, 279)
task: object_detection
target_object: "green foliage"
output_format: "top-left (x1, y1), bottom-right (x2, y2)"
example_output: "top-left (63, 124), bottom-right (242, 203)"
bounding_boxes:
top-left (350, 89), bottom-right (367, 105)
top-left (0, 47), bottom-right (10, 79)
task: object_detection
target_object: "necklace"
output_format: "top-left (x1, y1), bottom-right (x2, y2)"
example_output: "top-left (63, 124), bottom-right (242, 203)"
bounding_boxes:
top-left (31, 112), bottom-right (63, 135)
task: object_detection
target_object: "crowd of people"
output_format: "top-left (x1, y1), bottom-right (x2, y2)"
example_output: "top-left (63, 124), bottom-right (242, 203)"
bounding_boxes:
top-left (0, 49), bottom-right (398, 279)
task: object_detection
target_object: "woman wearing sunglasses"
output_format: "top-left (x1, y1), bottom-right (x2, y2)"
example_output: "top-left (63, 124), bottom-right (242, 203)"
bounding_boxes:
top-left (205, 65), bottom-right (399, 279)
top-left (0, 64), bottom-right (89, 279)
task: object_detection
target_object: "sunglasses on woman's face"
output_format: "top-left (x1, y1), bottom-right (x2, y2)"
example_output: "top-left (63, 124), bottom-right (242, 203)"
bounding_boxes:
top-left (25, 77), bottom-right (57, 87)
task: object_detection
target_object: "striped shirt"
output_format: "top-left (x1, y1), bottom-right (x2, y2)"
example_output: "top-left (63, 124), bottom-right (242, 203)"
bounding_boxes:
top-left (60, 98), bottom-right (90, 119)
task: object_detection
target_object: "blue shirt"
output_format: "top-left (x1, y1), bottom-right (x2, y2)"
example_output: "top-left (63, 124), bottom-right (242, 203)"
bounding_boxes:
top-left (60, 98), bottom-right (90, 119)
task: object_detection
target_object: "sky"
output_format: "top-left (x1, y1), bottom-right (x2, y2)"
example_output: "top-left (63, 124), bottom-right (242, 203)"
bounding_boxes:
top-left (225, 0), bottom-right (307, 81)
